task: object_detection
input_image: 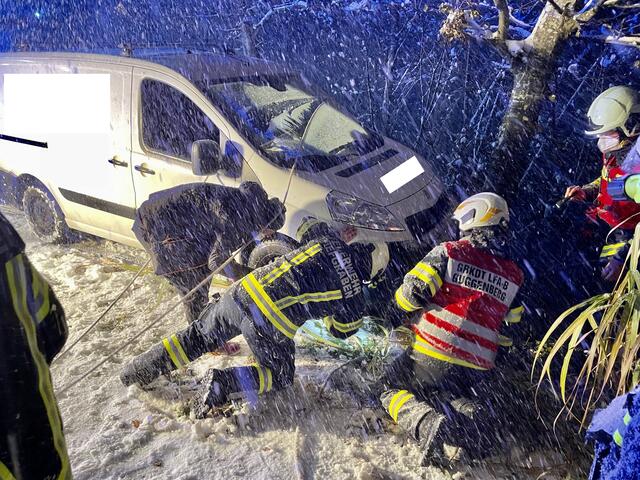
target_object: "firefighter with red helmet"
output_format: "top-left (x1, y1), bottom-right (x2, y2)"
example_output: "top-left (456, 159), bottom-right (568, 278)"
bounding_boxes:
top-left (564, 86), bottom-right (640, 282)
top-left (378, 193), bottom-right (525, 467)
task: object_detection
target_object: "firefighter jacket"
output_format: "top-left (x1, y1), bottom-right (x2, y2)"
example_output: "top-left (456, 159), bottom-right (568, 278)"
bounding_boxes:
top-left (132, 182), bottom-right (284, 276)
top-left (395, 234), bottom-right (524, 370)
top-left (230, 221), bottom-right (374, 340)
top-left (0, 212), bottom-right (71, 479)
top-left (586, 385), bottom-right (640, 480)
top-left (585, 147), bottom-right (640, 231)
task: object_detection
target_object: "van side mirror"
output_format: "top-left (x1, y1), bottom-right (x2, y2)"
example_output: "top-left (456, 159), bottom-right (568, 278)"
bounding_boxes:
top-left (191, 140), bottom-right (221, 176)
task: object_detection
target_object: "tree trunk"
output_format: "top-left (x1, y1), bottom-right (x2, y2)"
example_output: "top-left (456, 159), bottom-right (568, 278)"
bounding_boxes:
top-left (483, 1), bottom-right (577, 201)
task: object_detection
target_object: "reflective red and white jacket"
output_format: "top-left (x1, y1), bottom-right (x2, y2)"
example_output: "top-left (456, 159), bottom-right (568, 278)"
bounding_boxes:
top-left (395, 237), bottom-right (524, 370)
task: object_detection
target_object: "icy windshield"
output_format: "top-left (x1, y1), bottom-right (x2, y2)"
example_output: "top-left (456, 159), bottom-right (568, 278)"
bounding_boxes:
top-left (198, 76), bottom-right (383, 171)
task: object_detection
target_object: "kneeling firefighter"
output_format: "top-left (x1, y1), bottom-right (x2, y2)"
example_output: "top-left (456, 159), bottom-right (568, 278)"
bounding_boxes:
top-left (379, 193), bottom-right (525, 467)
top-left (132, 181), bottom-right (285, 324)
top-left (0, 212), bottom-right (71, 479)
top-left (121, 218), bottom-right (389, 417)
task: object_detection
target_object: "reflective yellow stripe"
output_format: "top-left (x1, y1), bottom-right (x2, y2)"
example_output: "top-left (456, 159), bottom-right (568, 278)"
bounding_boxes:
top-left (388, 390), bottom-right (414, 422)
top-left (30, 264), bottom-right (51, 322)
top-left (412, 262), bottom-right (443, 287)
top-left (395, 287), bottom-right (420, 312)
top-left (392, 392), bottom-right (414, 422)
top-left (256, 365), bottom-right (265, 394)
top-left (413, 336), bottom-right (486, 370)
top-left (624, 412), bottom-right (632, 426)
top-left (275, 290), bottom-right (343, 310)
top-left (387, 390), bottom-right (408, 419)
top-left (171, 334), bottom-right (189, 365)
top-left (261, 260), bottom-right (293, 285)
top-left (408, 263), bottom-right (441, 296)
top-left (243, 274), bottom-right (298, 339)
top-left (614, 429), bottom-right (624, 447)
top-left (291, 244), bottom-right (322, 265)
top-left (600, 242), bottom-right (627, 258)
top-left (6, 255), bottom-right (70, 480)
top-left (332, 318), bottom-right (364, 333)
top-left (261, 244), bottom-right (322, 284)
top-left (266, 367), bottom-right (273, 392)
top-left (254, 365), bottom-right (273, 394)
top-left (163, 338), bottom-right (182, 369)
top-left (0, 462), bottom-right (15, 480)
top-left (505, 306), bottom-right (523, 324)
top-left (498, 334), bottom-right (513, 347)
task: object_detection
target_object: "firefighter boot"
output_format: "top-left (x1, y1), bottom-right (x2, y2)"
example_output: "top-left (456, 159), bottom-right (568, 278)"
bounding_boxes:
top-left (120, 343), bottom-right (176, 387)
top-left (191, 368), bottom-right (239, 418)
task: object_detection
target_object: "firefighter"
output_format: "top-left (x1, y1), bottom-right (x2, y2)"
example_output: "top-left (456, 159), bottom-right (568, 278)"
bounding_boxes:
top-left (586, 385), bottom-right (640, 480)
top-left (378, 193), bottom-right (525, 467)
top-left (0, 211), bottom-right (71, 479)
top-left (120, 218), bottom-right (390, 417)
top-left (564, 86), bottom-right (640, 282)
top-left (132, 181), bottom-right (285, 324)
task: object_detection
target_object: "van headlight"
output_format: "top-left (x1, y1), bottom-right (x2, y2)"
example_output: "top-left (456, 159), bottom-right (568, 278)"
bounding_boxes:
top-left (326, 191), bottom-right (405, 231)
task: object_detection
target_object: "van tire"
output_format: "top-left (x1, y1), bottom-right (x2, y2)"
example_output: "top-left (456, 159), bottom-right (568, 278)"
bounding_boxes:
top-left (22, 186), bottom-right (75, 243)
top-left (247, 234), bottom-right (298, 269)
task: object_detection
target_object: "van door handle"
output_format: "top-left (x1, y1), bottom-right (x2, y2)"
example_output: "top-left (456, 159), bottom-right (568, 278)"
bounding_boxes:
top-left (134, 164), bottom-right (156, 175)
top-left (108, 157), bottom-right (128, 167)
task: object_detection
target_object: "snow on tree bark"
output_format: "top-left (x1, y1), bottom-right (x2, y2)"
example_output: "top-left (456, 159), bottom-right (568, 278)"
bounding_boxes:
top-left (484, 0), bottom-right (578, 199)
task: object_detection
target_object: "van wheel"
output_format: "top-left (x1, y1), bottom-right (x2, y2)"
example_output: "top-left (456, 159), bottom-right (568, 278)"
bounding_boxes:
top-left (247, 233), bottom-right (298, 269)
top-left (22, 186), bottom-right (74, 243)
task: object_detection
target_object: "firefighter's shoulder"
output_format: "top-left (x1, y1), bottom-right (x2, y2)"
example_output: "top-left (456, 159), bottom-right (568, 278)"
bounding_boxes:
top-left (0, 211), bottom-right (25, 263)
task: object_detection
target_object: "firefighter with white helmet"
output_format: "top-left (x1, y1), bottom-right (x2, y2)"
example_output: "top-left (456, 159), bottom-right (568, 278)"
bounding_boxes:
top-left (564, 86), bottom-right (640, 282)
top-left (376, 192), bottom-right (525, 468)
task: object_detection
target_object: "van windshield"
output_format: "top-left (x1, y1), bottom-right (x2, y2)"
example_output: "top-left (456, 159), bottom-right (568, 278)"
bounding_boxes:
top-left (198, 76), bottom-right (383, 171)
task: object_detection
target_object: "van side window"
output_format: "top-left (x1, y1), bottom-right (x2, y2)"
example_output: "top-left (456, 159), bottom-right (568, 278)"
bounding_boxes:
top-left (141, 79), bottom-right (219, 161)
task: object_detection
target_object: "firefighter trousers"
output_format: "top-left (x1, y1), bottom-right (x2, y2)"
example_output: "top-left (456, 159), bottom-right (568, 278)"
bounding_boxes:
top-left (377, 349), bottom-right (499, 456)
top-left (162, 294), bottom-right (296, 399)
top-left (0, 289), bottom-right (71, 479)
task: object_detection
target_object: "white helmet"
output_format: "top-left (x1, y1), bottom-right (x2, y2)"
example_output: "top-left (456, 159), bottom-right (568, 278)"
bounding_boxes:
top-left (586, 86), bottom-right (640, 137)
top-left (369, 242), bottom-right (390, 280)
top-left (453, 192), bottom-right (509, 232)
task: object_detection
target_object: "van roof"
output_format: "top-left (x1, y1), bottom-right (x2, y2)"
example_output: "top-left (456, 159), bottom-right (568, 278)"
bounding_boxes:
top-left (0, 51), bottom-right (294, 83)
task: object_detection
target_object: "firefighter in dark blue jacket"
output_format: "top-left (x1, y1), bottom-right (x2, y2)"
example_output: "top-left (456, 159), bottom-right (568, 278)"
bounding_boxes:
top-left (0, 211), bottom-right (71, 479)
top-left (132, 181), bottom-right (285, 323)
top-left (120, 218), bottom-right (389, 417)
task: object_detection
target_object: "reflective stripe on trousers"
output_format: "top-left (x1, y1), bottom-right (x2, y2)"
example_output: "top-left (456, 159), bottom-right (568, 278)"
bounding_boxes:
top-left (386, 390), bottom-right (415, 422)
top-left (5, 254), bottom-right (71, 480)
top-left (163, 334), bottom-right (190, 369)
top-left (254, 365), bottom-right (273, 395)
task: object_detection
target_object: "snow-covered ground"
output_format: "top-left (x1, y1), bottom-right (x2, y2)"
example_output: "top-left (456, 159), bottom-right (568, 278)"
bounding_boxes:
top-left (4, 207), bottom-right (578, 480)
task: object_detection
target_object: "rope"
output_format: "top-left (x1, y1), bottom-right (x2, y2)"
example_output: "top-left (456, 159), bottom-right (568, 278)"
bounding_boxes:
top-left (52, 256), bottom-right (152, 364)
top-left (58, 163), bottom-right (298, 393)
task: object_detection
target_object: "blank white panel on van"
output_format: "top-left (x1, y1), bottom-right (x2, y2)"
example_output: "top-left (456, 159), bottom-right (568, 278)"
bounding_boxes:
top-left (4, 74), bottom-right (111, 135)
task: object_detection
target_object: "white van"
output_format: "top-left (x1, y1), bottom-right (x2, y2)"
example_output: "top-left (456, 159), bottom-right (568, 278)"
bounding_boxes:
top-left (0, 51), bottom-right (446, 254)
